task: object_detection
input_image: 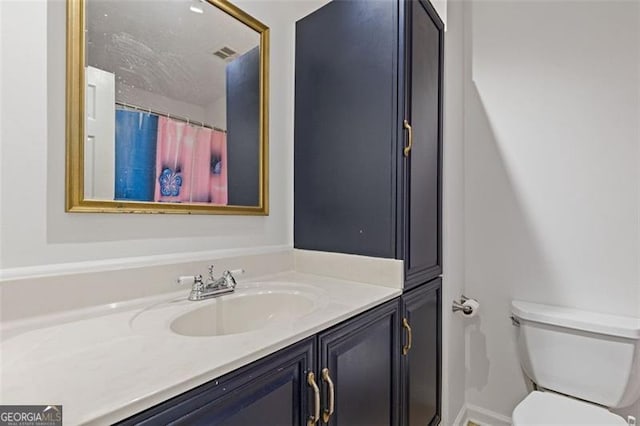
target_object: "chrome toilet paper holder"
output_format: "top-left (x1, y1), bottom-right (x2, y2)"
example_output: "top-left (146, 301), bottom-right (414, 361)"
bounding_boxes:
top-left (452, 295), bottom-right (476, 315)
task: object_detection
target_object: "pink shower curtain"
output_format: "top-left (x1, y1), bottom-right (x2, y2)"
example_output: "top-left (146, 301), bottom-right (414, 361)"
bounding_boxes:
top-left (155, 116), bottom-right (227, 204)
top-left (154, 117), bottom-right (187, 203)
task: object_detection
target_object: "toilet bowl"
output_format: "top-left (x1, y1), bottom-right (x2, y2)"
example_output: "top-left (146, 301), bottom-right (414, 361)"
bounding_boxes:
top-left (511, 301), bottom-right (640, 426)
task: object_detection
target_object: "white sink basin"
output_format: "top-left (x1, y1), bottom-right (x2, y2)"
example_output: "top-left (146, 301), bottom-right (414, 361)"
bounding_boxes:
top-left (131, 282), bottom-right (326, 337)
top-left (171, 291), bottom-right (316, 336)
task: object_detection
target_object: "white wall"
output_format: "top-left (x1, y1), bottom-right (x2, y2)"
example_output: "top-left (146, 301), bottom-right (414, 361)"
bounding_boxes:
top-left (0, 0), bottom-right (328, 272)
top-left (205, 95), bottom-right (227, 130)
top-left (441, 0), bottom-right (467, 424)
top-left (117, 84), bottom-right (227, 130)
top-left (117, 83), bottom-right (220, 128)
top-left (463, 0), bottom-right (640, 421)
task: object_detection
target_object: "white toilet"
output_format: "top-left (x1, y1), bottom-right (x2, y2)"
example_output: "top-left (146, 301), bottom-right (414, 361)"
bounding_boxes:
top-left (511, 300), bottom-right (640, 425)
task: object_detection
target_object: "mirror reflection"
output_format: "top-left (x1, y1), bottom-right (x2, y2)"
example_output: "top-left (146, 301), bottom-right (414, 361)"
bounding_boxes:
top-left (80, 0), bottom-right (264, 209)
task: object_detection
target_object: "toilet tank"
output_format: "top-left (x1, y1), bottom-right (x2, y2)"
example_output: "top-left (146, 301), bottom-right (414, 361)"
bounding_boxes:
top-left (512, 301), bottom-right (640, 408)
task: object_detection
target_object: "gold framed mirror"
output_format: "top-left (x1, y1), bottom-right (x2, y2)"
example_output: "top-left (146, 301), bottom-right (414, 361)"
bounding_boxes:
top-left (66, 0), bottom-right (269, 215)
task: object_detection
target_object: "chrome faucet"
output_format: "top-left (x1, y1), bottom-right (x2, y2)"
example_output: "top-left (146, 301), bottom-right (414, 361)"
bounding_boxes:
top-left (177, 266), bottom-right (245, 301)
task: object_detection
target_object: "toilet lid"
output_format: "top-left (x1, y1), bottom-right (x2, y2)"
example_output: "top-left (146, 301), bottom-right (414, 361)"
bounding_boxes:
top-left (513, 391), bottom-right (628, 426)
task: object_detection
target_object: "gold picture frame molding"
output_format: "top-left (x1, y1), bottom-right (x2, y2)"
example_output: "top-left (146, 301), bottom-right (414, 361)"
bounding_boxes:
top-left (65, 0), bottom-right (270, 215)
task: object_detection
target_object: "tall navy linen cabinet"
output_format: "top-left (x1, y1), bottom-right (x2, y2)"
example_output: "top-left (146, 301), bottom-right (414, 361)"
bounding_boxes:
top-left (294, 0), bottom-right (444, 289)
top-left (295, 0), bottom-right (444, 424)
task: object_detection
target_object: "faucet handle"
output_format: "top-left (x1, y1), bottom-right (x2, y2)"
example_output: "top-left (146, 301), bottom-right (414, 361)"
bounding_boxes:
top-left (177, 275), bottom-right (204, 289)
top-left (222, 269), bottom-right (245, 288)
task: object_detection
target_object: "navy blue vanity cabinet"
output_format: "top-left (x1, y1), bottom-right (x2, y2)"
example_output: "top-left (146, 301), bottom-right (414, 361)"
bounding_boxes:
top-left (116, 300), bottom-right (403, 426)
top-left (400, 278), bottom-right (442, 426)
top-left (317, 299), bottom-right (402, 426)
top-left (294, 0), bottom-right (444, 288)
top-left (116, 338), bottom-right (314, 426)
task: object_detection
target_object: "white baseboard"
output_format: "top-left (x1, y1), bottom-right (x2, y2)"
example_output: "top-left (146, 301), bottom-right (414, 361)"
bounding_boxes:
top-left (452, 404), bottom-right (512, 426)
top-left (452, 404), bottom-right (468, 426)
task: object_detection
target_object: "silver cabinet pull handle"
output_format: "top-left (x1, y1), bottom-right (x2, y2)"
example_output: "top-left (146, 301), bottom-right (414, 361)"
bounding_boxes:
top-left (321, 368), bottom-right (335, 423)
top-left (308, 371), bottom-right (320, 425)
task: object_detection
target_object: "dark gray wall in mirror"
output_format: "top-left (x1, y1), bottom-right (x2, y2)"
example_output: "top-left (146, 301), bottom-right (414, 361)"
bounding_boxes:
top-left (227, 47), bottom-right (260, 206)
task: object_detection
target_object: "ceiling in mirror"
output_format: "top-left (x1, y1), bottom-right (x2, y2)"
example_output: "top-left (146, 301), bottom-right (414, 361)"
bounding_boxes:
top-left (86, 1), bottom-right (259, 110)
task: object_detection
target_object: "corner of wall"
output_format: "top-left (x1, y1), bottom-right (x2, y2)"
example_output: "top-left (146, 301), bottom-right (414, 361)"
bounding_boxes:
top-left (441, 0), bottom-right (467, 423)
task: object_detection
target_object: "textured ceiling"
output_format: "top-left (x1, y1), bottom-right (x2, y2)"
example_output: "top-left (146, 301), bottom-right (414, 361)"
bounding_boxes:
top-left (86, 0), bottom-right (260, 107)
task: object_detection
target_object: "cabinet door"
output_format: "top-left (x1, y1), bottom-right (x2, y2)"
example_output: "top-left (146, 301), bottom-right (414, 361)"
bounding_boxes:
top-left (117, 338), bottom-right (315, 426)
top-left (402, 0), bottom-right (444, 289)
top-left (401, 278), bottom-right (441, 426)
top-left (318, 299), bottom-right (401, 426)
top-left (294, 0), bottom-right (399, 259)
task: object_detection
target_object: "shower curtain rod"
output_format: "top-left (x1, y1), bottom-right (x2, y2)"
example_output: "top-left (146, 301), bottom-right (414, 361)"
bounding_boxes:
top-left (115, 101), bottom-right (227, 133)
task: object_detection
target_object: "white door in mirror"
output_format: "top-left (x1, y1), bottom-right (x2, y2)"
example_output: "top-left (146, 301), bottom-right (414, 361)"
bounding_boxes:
top-left (84, 66), bottom-right (115, 200)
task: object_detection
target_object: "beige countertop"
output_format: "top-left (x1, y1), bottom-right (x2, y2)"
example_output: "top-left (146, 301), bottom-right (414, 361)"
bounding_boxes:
top-left (0, 271), bottom-right (400, 425)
